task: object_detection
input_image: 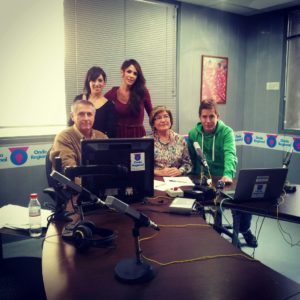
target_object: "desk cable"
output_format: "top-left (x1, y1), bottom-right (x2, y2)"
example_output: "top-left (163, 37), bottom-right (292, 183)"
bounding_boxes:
top-left (276, 193), bottom-right (300, 247)
top-left (138, 224), bottom-right (258, 267)
top-left (196, 192), bottom-right (224, 226)
top-left (142, 252), bottom-right (257, 267)
top-left (43, 224), bottom-right (257, 267)
top-left (43, 233), bottom-right (61, 243)
top-left (219, 197), bottom-right (234, 226)
top-left (219, 197), bottom-right (267, 257)
top-left (144, 195), bottom-right (173, 206)
top-left (43, 230), bottom-right (257, 267)
top-left (250, 216), bottom-right (265, 258)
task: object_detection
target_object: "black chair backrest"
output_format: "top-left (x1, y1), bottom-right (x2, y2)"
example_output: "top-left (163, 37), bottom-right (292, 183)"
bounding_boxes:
top-left (45, 148), bottom-right (60, 188)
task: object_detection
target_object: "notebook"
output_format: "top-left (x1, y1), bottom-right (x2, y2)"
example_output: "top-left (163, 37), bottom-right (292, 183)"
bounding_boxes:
top-left (222, 168), bottom-right (288, 203)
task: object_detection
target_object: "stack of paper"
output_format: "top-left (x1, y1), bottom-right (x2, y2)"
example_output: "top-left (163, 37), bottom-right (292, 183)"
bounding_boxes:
top-left (154, 176), bottom-right (195, 191)
top-left (0, 204), bottom-right (52, 230)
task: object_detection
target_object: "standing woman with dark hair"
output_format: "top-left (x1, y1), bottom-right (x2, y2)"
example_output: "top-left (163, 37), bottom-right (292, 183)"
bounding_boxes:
top-left (73, 66), bottom-right (117, 137)
top-left (105, 59), bottom-right (153, 138)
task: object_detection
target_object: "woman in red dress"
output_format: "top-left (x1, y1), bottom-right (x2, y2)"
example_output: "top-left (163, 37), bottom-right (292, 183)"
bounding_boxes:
top-left (105, 59), bottom-right (153, 138)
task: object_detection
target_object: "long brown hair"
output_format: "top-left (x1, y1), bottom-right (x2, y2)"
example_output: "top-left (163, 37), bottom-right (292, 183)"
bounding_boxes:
top-left (121, 59), bottom-right (146, 115)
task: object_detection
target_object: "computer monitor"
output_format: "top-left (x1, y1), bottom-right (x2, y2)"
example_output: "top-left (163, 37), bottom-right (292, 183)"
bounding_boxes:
top-left (80, 138), bottom-right (154, 203)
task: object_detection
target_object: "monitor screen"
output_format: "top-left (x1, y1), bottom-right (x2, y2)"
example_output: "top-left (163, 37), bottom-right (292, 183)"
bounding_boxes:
top-left (80, 138), bottom-right (154, 203)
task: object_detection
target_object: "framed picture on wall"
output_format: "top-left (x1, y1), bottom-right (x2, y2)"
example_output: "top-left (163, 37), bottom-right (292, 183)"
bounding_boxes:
top-left (200, 55), bottom-right (228, 104)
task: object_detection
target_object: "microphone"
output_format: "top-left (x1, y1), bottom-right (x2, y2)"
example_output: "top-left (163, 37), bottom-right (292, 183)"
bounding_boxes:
top-left (105, 196), bottom-right (160, 231)
top-left (216, 180), bottom-right (225, 189)
top-left (193, 142), bottom-right (209, 169)
top-left (54, 156), bottom-right (62, 173)
top-left (282, 146), bottom-right (293, 168)
top-left (50, 170), bottom-right (106, 207)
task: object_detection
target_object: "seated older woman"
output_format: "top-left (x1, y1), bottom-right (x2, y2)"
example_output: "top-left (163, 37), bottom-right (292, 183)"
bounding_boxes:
top-left (149, 106), bottom-right (192, 177)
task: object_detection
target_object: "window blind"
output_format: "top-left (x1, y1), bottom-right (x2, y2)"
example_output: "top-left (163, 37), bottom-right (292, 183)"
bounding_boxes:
top-left (64, 0), bottom-right (177, 133)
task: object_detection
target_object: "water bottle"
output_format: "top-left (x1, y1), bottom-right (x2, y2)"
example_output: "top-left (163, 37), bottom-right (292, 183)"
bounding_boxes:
top-left (28, 193), bottom-right (42, 237)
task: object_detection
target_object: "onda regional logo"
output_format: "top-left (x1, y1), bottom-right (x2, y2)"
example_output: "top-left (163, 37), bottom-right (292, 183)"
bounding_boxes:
top-left (9, 147), bottom-right (29, 166)
top-left (243, 132), bottom-right (253, 145)
top-left (266, 134), bottom-right (277, 148)
top-left (130, 152), bottom-right (145, 171)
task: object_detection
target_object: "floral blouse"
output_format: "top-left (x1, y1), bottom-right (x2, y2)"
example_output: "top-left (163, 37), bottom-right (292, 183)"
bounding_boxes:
top-left (149, 130), bottom-right (192, 175)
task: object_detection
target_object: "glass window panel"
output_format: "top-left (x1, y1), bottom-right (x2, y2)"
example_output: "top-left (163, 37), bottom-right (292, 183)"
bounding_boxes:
top-left (283, 12), bottom-right (300, 132)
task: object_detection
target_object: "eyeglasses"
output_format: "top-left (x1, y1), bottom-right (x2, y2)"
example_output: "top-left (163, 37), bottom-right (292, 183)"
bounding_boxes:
top-left (154, 114), bottom-right (170, 121)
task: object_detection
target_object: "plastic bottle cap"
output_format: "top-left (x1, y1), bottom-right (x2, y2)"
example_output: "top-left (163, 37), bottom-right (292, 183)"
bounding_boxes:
top-left (30, 193), bottom-right (38, 199)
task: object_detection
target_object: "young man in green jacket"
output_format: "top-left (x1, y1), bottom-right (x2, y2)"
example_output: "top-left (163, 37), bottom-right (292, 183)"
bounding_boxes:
top-left (188, 99), bottom-right (257, 248)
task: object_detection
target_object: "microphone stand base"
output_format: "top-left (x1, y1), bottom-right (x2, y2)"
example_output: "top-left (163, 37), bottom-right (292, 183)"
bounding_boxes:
top-left (115, 258), bottom-right (154, 284)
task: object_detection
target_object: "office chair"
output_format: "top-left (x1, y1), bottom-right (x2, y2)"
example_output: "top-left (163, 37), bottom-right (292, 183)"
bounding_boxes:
top-left (43, 148), bottom-right (73, 222)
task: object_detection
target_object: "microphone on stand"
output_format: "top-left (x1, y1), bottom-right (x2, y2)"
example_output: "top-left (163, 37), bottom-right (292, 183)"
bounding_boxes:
top-left (105, 196), bottom-right (158, 283)
top-left (281, 146), bottom-right (297, 193)
top-left (105, 196), bottom-right (160, 231)
top-left (192, 142), bottom-right (214, 195)
top-left (282, 146), bottom-right (293, 168)
top-left (193, 142), bottom-right (209, 169)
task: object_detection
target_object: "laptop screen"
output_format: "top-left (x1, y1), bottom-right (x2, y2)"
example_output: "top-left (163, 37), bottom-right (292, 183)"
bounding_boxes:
top-left (223, 168), bottom-right (288, 202)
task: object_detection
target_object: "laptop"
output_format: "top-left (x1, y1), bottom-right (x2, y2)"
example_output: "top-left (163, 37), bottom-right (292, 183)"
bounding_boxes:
top-left (222, 168), bottom-right (288, 203)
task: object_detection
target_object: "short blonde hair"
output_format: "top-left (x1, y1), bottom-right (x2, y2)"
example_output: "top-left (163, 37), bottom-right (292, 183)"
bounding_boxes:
top-left (71, 99), bottom-right (96, 114)
top-left (149, 106), bottom-right (173, 129)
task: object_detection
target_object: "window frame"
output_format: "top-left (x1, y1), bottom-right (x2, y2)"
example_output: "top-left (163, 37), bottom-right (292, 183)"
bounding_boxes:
top-left (279, 9), bottom-right (300, 135)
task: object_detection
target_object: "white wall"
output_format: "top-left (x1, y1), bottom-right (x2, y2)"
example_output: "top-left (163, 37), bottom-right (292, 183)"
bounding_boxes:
top-left (0, 0), bottom-right (66, 138)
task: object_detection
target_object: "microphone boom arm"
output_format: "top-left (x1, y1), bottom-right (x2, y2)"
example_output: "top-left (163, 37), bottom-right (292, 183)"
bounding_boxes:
top-left (50, 170), bottom-right (106, 220)
top-left (50, 171), bottom-right (157, 283)
top-left (50, 171), bottom-right (159, 231)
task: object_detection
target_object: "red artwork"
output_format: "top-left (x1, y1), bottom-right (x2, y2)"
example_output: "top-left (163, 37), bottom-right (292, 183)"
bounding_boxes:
top-left (201, 55), bottom-right (228, 104)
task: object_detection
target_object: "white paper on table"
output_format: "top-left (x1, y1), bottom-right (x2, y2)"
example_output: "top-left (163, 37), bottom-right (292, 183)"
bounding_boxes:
top-left (163, 176), bottom-right (195, 189)
top-left (0, 204), bottom-right (52, 230)
top-left (154, 179), bottom-right (169, 191)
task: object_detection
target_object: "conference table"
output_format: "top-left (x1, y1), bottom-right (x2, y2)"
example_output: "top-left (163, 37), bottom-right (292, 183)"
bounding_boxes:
top-left (42, 194), bottom-right (300, 300)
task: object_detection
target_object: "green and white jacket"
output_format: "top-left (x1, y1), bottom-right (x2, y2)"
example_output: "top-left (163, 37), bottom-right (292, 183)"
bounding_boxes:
top-left (188, 120), bottom-right (237, 179)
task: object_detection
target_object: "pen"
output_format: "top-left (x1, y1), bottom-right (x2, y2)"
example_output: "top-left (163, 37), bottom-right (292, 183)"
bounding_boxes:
top-left (169, 180), bottom-right (188, 183)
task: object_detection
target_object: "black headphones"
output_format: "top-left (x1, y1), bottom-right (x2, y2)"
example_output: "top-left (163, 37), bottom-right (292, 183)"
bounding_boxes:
top-left (62, 220), bottom-right (117, 253)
